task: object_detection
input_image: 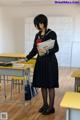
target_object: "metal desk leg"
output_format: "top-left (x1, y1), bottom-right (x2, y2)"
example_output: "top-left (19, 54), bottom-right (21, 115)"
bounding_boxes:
top-left (75, 78), bottom-right (80, 92)
top-left (22, 68), bottom-right (31, 106)
top-left (21, 69), bottom-right (26, 106)
top-left (10, 79), bottom-right (14, 100)
top-left (75, 78), bottom-right (76, 91)
top-left (3, 75), bottom-right (6, 100)
top-left (66, 109), bottom-right (70, 120)
top-left (27, 68), bottom-right (33, 100)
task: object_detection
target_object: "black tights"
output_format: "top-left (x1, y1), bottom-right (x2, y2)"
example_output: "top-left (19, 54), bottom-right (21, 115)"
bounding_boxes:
top-left (41, 88), bottom-right (55, 109)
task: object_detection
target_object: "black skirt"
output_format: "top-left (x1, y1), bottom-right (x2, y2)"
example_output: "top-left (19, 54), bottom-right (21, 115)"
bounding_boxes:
top-left (32, 54), bottom-right (59, 88)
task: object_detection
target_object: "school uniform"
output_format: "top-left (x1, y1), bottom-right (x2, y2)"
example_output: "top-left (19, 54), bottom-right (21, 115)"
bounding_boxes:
top-left (27, 29), bottom-right (59, 88)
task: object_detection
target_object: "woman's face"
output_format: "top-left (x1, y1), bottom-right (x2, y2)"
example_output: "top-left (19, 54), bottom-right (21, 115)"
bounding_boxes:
top-left (35, 23), bottom-right (45, 31)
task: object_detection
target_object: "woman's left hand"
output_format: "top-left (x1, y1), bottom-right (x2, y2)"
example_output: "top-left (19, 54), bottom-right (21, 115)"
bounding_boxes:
top-left (37, 48), bottom-right (46, 56)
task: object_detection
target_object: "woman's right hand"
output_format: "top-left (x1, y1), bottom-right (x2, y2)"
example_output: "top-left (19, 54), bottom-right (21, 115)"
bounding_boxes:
top-left (18, 57), bottom-right (28, 62)
top-left (17, 59), bottom-right (26, 63)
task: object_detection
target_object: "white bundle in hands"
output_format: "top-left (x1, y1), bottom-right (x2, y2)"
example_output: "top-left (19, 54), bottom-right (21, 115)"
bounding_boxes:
top-left (37, 39), bottom-right (55, 56)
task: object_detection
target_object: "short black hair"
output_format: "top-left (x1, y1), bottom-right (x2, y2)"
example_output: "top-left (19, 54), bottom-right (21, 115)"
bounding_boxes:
top-left (34, 14), bottom-right (48, 28)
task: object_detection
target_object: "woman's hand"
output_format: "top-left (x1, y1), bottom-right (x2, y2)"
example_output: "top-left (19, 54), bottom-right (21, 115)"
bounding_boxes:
top-left (12, 58), bottom-right (28, 63)
top-left (17, 59), bottom-right (26, 63)
top-left (37, 47), bottom-right (46, 56)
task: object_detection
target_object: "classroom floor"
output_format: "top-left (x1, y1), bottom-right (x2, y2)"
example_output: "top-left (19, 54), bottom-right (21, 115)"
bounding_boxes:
top-left (0, 68), bottom-right (76, 120)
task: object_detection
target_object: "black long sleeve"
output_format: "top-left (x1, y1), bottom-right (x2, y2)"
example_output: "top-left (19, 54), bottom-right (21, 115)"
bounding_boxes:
top-left (26, 34), bottom-right (38, 60)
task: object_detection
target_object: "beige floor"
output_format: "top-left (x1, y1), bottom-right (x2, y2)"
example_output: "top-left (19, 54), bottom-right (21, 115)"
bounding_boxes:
top-left (0, 68), bottom-right (76, 120)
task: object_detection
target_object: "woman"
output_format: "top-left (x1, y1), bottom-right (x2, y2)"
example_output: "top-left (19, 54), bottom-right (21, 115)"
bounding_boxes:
top-left (26, 14), bottom-right (59, 115)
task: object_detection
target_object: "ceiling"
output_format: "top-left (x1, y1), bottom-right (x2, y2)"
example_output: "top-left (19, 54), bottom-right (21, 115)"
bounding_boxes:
top-left (0, 0), bottom-right (80, 7)
top-left (0, 0), bottom-right (54, 6)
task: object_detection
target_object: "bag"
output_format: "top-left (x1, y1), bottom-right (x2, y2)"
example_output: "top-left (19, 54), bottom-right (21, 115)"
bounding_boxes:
top-left (25, 81), bottom-right (38, 100)
top-left (25, 84), bottom-right (32, 100)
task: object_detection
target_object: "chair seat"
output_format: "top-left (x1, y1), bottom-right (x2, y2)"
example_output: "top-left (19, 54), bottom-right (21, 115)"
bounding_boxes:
top-left (22, 59), bottom-right (36, 67)
top-left (71, 70), bottom-right (80, 78)
top-left (12, 76), bottom-right (27, 81)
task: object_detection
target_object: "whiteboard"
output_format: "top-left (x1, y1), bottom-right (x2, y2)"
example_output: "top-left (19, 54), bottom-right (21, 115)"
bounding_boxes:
top-left (25, 17), bottom-right (75, 67)
top-left (71, 42), bottom-right (80, 67)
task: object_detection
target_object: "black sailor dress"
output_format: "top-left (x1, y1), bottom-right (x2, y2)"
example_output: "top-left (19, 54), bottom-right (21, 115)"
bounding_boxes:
top-left (27, 29), bottom-right (59, 88)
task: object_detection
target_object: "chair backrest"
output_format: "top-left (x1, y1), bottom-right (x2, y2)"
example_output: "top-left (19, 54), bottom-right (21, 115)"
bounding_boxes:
top-left (26, 59), bottom-right (36, 68)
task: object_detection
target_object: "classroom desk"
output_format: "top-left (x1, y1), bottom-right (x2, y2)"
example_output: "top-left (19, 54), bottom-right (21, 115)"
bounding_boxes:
top-left (0, 53), bottom-right (26, 62)
top-left (0, 53), bottom-right (36, 63)
top-left (0, 64), bottom-right (31, 103)
top-left (0, 53), bottom-right (36, 103)
top-left (60, 92), bottom-right (80, 120)
top-left (71, 70), bottom-right (80, 92)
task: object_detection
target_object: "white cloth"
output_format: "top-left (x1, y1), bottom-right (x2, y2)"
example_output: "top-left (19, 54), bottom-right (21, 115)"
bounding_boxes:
top-left (37, 39), bottom-right (55, 56)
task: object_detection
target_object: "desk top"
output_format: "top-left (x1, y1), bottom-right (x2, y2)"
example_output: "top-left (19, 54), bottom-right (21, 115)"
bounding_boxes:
top-left (0, 53), bottom-right (26, 58)
top-left (60, 92), bottom-right (80, 110)
top-left (71, 70), bottom-right (80, 78)
top-left (0, 63), bottom-right (32, 70)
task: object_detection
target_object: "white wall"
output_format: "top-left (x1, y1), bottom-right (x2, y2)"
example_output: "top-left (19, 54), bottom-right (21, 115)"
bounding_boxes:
top-left (71, 16), bottom-right (80, 67)
top-left (1, 5), bottom-right (80, 17)
top-left (25, 16), bottom-right (74, 67)
top-left (1, 17), bottom-right (15, 53)
top-left (0, 5), bottom-right (80, 67)
top-left (0, 8), bottom-right (3, 52)
top-left (0, 14), bottom-right (25, 53)
top-left (0, 5), bottom-right (80, 53)
top-left (12, 18), bottom-right (25, 53)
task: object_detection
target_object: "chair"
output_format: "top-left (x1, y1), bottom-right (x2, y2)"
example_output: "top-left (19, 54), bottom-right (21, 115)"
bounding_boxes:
top-left (11, 76), bottom-right (27, 99)
top-left (11, 58), bottom-right (36, 99)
